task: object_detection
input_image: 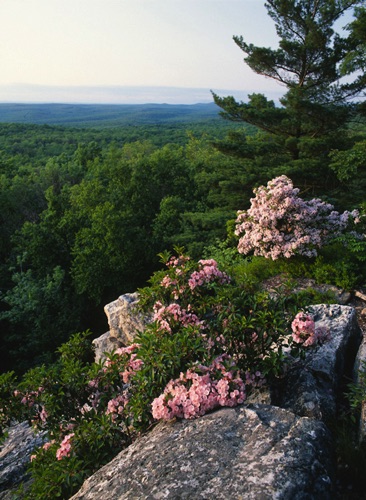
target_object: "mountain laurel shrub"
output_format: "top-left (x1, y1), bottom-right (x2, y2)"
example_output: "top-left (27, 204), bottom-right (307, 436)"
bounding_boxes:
top-left (0, 249), bottom-right (331, 499)
top-left (235, 175), bottom-right (360, 260)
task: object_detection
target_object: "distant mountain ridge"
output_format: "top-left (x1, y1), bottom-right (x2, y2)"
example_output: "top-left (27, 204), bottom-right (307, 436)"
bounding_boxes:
top-left (0, 102), bottom-right (221, 127)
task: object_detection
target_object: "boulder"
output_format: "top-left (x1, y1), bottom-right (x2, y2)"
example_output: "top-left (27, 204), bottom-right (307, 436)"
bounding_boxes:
top-left (275, 304), bottom-right (362, 421)
top-left (353, 338), bottom-right (366, 444)
top-left (0, 422), bottom-right (46, 499)
top-left (104, 292), bottom-right (152, 345)
top-left (92, 331), bottom-right (123, 364)
top-left (93, 293), bottom-right (152, 363)
top-left (70, 405), bottom-right (334, 500)
top-left (262, 276), bottom-right (352, 305)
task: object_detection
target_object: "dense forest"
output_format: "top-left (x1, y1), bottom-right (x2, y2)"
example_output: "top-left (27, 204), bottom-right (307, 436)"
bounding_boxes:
top-left (0, 117), bottom-right (259, 373)
top-left (0, 112), bottom-right (365, 375)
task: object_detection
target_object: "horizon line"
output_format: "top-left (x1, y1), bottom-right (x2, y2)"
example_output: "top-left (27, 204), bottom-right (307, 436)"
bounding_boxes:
top-left (0, 100), bottom-right (217, 106)
top-left (0, 83), bottom-right (284, 106)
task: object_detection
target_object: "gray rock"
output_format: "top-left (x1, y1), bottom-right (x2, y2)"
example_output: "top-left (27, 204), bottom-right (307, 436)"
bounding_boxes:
top-left (93, 293), bottom-right (153, 363)
top-left (0, 421), bottom-right (46, 498)
top-left (70, 405), bottom-right (334, 500)
top-left (104, 293), bottom-right (152, 346)
top-left (276, 304), bottom-right (362, 421)
top-left (353, 339), bottom-right (366, 443)
top-left (92, 331), bottom-right (123, 364)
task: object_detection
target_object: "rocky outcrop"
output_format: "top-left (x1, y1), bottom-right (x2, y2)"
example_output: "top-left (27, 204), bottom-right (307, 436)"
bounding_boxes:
top-left (92, 331), bottom-right (123, 364)
top-left (71, 304), bottom-right (362, 499)
top-left (93, 293), bottom-right (152, 362)
top-left (353, 336), bottom-right (366, 443)
top-left (0, 422), bottom-right (46, 499)
top-left (71, 405), bottom-right (334, 500)
top-left (1, 304), bottom-right (363, 499)
top-left (275, 304), bottom-right (362, 421)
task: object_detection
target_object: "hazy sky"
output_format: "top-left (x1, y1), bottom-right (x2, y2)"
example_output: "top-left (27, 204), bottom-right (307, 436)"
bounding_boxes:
top-left (0, 0), bottom-right (284, 103)
top-left (0, 0), bottom-right (348, 104)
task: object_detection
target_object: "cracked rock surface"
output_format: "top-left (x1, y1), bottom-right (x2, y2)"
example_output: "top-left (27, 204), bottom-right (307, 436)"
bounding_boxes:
top-left (71, 405), bottom-right (334, 500)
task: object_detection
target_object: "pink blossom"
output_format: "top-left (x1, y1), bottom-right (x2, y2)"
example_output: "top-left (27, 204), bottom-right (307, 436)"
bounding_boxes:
top-left (188, 260), bottom-right (231, 291)
top-left (103, 343), bottom-right (143, 384)
top-left (291, 312), bottom-right (331, 347)
top-left (151, 355), bottom-right (246, 421)
top-left (153, 301), bottom-right (204, 332)
top-left (160, 275), bottom-right (177, 288)
top-left (114, 343), bottom-right (141, 356)
top-left (56, 433), bottom-right (74, 460)
top-left (42, 441), bottom-right (54, 451)
top-left (120, 353), bottom-right (144, 383)
top-left (235, 176), bottom-right (360, 260)
top-left (20, 393), bottom-right (36, 408)
top-left (39, 407), bottom-right (48, 423)
top-left (166, 255), bottom-right (190, 268)
top-left (106, 393), bottom-right (129, 421)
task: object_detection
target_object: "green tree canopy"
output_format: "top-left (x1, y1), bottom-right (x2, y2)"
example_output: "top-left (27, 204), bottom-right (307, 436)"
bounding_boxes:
top-left (213, 0), bottom-right (366, 194)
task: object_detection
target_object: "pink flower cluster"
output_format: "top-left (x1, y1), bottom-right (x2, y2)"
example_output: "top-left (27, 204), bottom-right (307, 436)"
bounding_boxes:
top-left (244, 370), bottom-right (266, 388)
top-left (16, 386), bottom-right (44, 408)
top-left (14, 387), bottom-right (49, 428)
top-left (160, 275), bottom-right (178, 288)
top-left (188, 259), bottom-right (231, 290)
top-left (106, 392), bottom-right (129, 421)
top-left (105, 343), bottom-right (143, 384)
top-left (160, 274), bottom-right (185, 300)
top-left (291, 312), bottom-right (331, 347)
top-left (39, 407), bottom-right (48, 423)
top-left (151, 355), bottom-right (246, 420)
top-left (166, 255), bottom-right (191, 268)
top-left (86, 344), bottom-right (143, 414)
top-left (101, 345), bottom-right (144, 423)
top-left (160, 255), bottom-right (191, 299)
top-left (159, 255), bottom-right (231, 302)
top-left (43, 441), bottom-right (54, 451)
top-left (235, 176), bottom-right (359, 260)
top-left (153, 301), bottom-right (204, 333)
top-left (56, 433), bottom-right (74, 460)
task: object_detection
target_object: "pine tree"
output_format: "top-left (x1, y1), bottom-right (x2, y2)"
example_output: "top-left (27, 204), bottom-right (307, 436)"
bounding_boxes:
top-left (213, 1), bottom-right (366, 194)
top-left (341, 4), bottom-right (366, 113)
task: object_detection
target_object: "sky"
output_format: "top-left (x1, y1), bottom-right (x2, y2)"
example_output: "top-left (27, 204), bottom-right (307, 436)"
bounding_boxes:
top-left (0, 0), bottom-right (350, 104)
top-left (0, 0), bottom-right (285, 103)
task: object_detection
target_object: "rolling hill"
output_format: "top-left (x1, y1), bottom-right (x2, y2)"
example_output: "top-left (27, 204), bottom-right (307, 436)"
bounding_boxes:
top-left (0, 102), bottom-right (221, 127)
